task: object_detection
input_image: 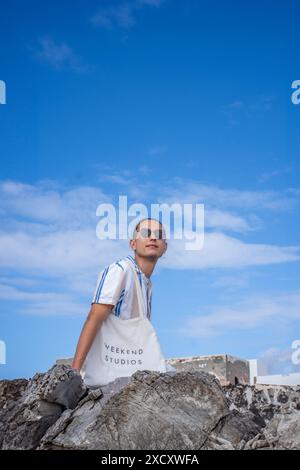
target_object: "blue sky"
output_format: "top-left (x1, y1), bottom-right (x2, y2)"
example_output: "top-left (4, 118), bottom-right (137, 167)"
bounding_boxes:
top-left (0, 0), bottom-right (300, 379)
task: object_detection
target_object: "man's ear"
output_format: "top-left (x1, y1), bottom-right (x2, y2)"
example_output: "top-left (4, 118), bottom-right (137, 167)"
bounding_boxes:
top-left (130, 239), bottom-right (136, 251)
top-left (163, 241), bottom-right (167, 254)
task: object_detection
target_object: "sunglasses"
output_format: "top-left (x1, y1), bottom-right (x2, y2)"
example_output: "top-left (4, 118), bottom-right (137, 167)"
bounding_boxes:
top-left (137, 228), bottom-right (166, 240)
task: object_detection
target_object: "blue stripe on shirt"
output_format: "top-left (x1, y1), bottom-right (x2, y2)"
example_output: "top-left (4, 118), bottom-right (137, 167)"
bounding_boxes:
top-left (126, 255), bottom-right (138, 270)
top-left (137, 271), bottom-right (142, 288)
top-left (115, 288), bottom-right (125, 317)
top-left (116, 261), bottom-right (124, 271)
top-left (146, 290), bottom-right (151, 319)
top-left (95, 266), bottom-right (109, 303)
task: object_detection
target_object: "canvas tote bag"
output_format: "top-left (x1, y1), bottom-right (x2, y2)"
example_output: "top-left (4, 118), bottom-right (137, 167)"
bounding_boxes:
top-left (82, 259), bottom-right (170, 387)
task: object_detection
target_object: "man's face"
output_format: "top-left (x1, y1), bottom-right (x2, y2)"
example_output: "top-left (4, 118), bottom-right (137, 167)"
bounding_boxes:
top-left (130, 219), bottom-right (167, 260)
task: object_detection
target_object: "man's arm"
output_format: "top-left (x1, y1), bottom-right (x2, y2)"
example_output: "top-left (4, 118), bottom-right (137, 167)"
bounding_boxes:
top-left (71, 303), bottom-right (114, 372)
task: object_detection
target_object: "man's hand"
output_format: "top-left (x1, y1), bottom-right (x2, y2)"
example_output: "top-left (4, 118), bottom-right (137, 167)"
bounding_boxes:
top-left (71, 303), bottom-right (114, 372)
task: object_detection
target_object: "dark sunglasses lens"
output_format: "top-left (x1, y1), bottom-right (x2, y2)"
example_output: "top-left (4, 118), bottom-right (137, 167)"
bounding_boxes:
top-left (139, 228), bottom-right (165, 239)
top-left (156, 229), bottom-right (164, 239)
top-left (140, 228), bottom-right (151, 238)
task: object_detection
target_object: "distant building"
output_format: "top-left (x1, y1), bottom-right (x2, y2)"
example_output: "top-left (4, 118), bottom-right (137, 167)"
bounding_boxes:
top-left (167, 354), bottom-right (250, 386)
top-left (248, 358), bottom-right (300, 386)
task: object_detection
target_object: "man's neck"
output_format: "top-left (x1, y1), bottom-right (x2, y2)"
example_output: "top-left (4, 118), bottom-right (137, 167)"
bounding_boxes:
top-left (134, 254), bottom-right (157, 279)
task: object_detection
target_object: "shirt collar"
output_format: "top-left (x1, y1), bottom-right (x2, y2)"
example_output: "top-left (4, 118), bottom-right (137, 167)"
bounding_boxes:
top-left (126, 255), bottom-right (152, 284)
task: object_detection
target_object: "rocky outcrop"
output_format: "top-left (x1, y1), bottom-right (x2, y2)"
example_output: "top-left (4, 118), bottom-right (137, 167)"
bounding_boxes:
top-left (224, 383), bottom-right (300, 449)
top-left (0, 364), bottom-right (299, 450)
top-left (0, 366), bottom-right (86, 450)
top-left (0, 379), bottom-right (28, 410)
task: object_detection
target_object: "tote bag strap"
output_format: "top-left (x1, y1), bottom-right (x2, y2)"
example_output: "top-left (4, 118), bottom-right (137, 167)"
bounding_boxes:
top-left (126, 259), bottom-right (147, 319)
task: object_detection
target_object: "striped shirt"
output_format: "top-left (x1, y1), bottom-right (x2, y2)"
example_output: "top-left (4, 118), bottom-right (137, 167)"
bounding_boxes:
top-left (91, 255), bottom-right (152, 321)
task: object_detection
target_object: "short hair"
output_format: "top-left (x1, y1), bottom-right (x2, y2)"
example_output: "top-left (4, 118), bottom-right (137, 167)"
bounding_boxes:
top-left (132, 217), bottom-right (164, 239)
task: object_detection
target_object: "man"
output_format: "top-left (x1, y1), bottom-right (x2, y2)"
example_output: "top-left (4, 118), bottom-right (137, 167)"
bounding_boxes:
top-left (71, 217), bottom-right (167, 372)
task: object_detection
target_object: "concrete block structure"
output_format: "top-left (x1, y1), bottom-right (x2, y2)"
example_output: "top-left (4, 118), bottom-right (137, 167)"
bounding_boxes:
top-left (166, 354), bottom-right (250, 385)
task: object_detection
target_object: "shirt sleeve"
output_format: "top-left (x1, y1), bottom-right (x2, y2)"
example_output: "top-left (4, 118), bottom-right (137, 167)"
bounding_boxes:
top-left (91, 262), bottom-right (126, 306)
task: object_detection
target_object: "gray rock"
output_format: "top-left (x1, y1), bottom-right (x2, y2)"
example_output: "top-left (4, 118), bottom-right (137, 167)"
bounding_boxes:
top-left (39, 369), bottom-right (259, 450)
top-left (224, 382), bottom-right (300, 450)
top-left (1, 365), bottom-right (300, 450)
top-left (0, 378), bottom-right (28, 410)
top-left (245, 410), bottom-right (300, 450)
top-left (224, 382), bottom-right (300, 424)
top-left (0, 365), bottom-right (87, 449)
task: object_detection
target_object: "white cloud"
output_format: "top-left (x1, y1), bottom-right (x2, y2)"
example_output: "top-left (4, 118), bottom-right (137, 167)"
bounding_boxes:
top-left (175, 291), bottom-right (300, 338)
top-left (1, 178), bottom-right (299, 275)
top-left (0, 283), bottom-right (85, 316)
top-left (138, 165), bottom-right (152, 175)
top-left (160, 180), bottom-right (298, 211)
top-left (220, 95), bottom-right (276, 127)
top-left (96, 165), bottom-right (152, 186)
top-left (147, 145), bottom-right (168, 156)
top-left (99, 174), bottom-right (136, 186)
top-left (257, 345), bottom-right (300, 375)
top-left (91, 0), bottom-right (164, 30)
top-left (162, 231), bottom-right (300, 270)
top-left (0, 228), bottom-right (129, 279)
top-left (91, 5), bottom-right (136, 29)
top-left (0, 177), bottom-right (299, 315)
top-left (204, 208), bottom-right (256, 232)
top-left (258, 164), bottom-right (294, 184)
top-left (0, 180), bottom-right (110, 227)
top-left (210, 273), bottom-right (251, 290)
top-left (33, 36), bottom-right (88, 72)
